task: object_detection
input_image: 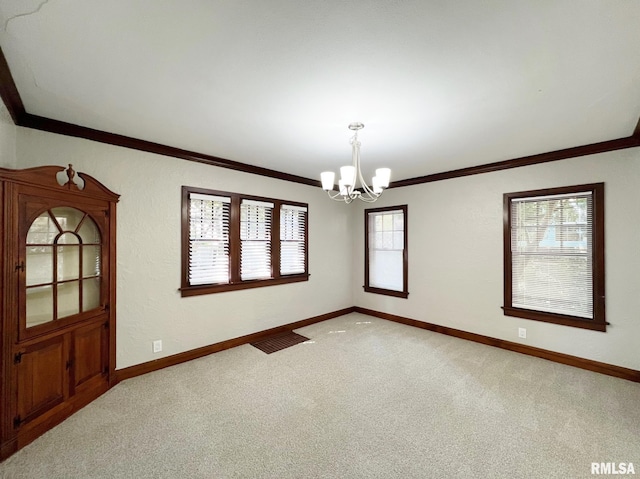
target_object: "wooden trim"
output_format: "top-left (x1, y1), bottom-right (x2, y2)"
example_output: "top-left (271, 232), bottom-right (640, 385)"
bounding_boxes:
top-left (633, 116), bottom-right (640, 138)
top-left (354, 307), bottom-right (640, 383)
top-left (364, 205), bottom-right (409, 298)
top-left (362, 286), bottom-right (409, 299)
top-left (501, 307), bottom-right (606, 332)
top-left (503, 183), bottom-right (606, 331)
top-left (180, 186), bottom-right (309, 296)
top-left (2, 47), bottom-right (638, 189)
top-left (390, 136), bottom-right (640, 188)
top-left (181, 274), bottom-right (309, 297)
top-left (113, 307), bottom-right (356, 383)
top-left (21, 114), bottom-right (320, 187)
top-left (0, 47), bottom-right (26, 125)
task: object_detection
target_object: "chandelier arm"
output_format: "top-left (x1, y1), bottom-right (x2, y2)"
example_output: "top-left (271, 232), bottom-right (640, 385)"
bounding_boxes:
top-left (326, 189), bottom-right (359, 203)
top-left (326, 190), bottom-right (345, 201)
top-left (353, 138), bottom-right (380, 201)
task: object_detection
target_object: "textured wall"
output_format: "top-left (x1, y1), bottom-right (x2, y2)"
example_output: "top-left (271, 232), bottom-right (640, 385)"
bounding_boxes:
top-left (0, 101), bottom-right (16, 168)
top-left (15, 127), bottom-right (353, 369)
top-left (13, 121), bottom-right (640, 372)
top-left (352, 147), bottom-right (640, 370)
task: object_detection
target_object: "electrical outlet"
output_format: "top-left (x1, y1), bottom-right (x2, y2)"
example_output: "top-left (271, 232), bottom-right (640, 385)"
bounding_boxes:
top-left (152, 340), bottom-right (162, 353)
top-left (518, 328), bottom-right (527, 339)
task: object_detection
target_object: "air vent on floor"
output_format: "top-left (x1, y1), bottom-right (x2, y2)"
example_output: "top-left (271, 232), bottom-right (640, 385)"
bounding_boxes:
top-left (250, 331), bottom-right (310, 354)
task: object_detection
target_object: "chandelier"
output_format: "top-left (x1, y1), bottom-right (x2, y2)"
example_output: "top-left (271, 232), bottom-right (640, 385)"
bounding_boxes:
top-left (320, 123), bottom-right (391, 203)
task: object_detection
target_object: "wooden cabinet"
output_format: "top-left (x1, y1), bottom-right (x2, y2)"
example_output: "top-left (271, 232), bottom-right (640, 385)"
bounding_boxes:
top-left (0, 165), bottom-right (118, 460)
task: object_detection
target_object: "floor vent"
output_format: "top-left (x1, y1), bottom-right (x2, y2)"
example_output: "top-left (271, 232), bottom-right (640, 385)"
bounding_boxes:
top-left (251, 331), bottom-right (310, 354)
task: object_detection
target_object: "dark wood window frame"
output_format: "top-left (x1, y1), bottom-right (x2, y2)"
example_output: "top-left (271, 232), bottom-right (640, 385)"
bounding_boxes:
top-left (181, 186), bottom-right (309, 297)
top-left (503, 183), bottom-right (606, 331)
top-left (364, 204), bottom-right (409, 299)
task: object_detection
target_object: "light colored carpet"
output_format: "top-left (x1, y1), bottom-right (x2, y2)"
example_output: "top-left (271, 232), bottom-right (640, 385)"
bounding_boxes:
top-left (1, 313), bottom-right (639, 478)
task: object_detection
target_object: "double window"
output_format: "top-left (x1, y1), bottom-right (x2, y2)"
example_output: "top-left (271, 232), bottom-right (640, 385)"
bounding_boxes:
top-left (181, 187), bottom-right (308, 296)
top-left (364, 205), bottom-right (408, 298)
top-left (503, 183), bottom-right (605, 331)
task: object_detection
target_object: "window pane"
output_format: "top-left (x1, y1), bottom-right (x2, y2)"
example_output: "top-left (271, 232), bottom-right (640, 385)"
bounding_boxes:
top-left (241, 202), bottom-right (272, 280)
top-left (82, 277), bottom-right (101, 311)
top-left (510, 190), bottom-right (594, 320)
top-left (189, 195), bottom-right (230, 285)
top-left (57, 280), bottom-right (80, 319)
top-left (27, 211), bottom-right (59, 244)
top-left (57, 232), bottom-right (80, 245)
top-left (26, 285), bottom-right (54, 327)
top-left (189, 240), bottom-right (229, 285)
top-left (393, 213), bottom-right (404, 230)
top-left (51, 207), bottom-right (85, 233)
top-left (82, 245), bottom-right (101, 278)
top-left (78, 217), bottom-right (101, 243)
top-left (241, 241), bottom-right (271, 280)
top-left (280, 205), bottom-right (307, 275)
top-left (366, 207), bottom-right (407, 294)
top-left (370, 250), bottom-right (404, 290)
top-left (26, 246), bottom-right (53, 286)
top-left (57, 245), bottom-right (80, 281)
top-left (512, 254), bottom-right (592, 318)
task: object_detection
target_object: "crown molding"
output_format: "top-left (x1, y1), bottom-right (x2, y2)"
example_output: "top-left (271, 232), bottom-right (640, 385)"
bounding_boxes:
top-left (633, 116), bottom-right (640, 139)
top-left (1, 46), bottom-right (639, 189)
top-left (390, 135), bottom-right (640, 188)
top-left (0, 47), bottom-right (26, 124)
top-left (20, 114), bottom-right (320, 186)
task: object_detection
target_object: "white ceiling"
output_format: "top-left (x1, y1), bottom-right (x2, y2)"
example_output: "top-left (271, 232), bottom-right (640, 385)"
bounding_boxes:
top-left (1, 1), bottom-right (639, 183)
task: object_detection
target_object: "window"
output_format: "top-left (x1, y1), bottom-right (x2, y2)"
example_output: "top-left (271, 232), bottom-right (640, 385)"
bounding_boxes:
top-left (503, 183), bottom-right (605, 331)
top-left (364, 205), bottom-right (408, 298)
top-left (181, 187), bottom-right (308, 296)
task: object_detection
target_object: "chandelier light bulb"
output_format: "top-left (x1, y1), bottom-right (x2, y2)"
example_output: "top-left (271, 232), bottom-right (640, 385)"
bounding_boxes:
top-left (375, 168), bottom-right (391, 188)
top-left (340, 166), bottom-right (356, 187)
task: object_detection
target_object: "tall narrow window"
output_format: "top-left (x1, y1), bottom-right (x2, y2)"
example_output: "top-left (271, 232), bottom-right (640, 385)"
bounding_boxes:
top-left (240, 199), bottom-right (273, 280)
top-left (503, 183), bottom-right (605, 331)
top-left (188, 193), bottom-right (230, 285)
top-left (280, 204), bottom-right (307, 275)
top-left (181, 187), bottom-right (308, 296)
top-left (364, 205), bottom-right (408, 298)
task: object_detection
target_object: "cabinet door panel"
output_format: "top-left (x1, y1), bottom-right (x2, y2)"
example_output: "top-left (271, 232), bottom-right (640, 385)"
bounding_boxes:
top-left (73, 320), bottom-right (108, 391)
top-left (16, 336), bottom-right (68, 426)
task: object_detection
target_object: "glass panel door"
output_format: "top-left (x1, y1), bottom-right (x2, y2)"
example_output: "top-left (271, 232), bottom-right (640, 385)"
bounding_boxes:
top-left (25, 207), bottom-right (103, 328)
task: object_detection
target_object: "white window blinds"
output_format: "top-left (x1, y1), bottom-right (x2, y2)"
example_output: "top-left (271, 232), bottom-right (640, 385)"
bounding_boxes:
top-left (511, 191), bottom-right (593, 319)
top-left (368, 209), bottom-right (404, 292)
top-left (240, 199), bottom-right (273, 280)
top-left (188, 193), bottom-right (230, 285)
top-left (280, 204), bottom-right (307, 275)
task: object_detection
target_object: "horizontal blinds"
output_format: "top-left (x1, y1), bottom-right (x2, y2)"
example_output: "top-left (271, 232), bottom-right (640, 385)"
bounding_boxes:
top-left (368, 209), bottom-right (404, 292)
top-left (190, 193), bottom-right (231, 203)
top-left (189, 193), bottom-right (230, 285)
top-left (280, 205), bottom-right (307, 275)
top-left (511, 192), bottom-right (593, 319)
top-left (240, 200), bottom-right (272, 280)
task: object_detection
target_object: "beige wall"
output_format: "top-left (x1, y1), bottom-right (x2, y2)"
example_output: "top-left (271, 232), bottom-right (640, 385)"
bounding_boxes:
top-left (352, 147), bottom-right (640, 370)
top-left (9, 116), bottom-right (640, 372)
top-left (15, 127), bottom-right (354, 369)
top-left (0, 101), bottom-right (16, 168)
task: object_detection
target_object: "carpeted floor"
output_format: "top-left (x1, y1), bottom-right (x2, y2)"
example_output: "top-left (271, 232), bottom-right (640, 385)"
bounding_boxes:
top-left (1, 313), bottom-right (639, 478)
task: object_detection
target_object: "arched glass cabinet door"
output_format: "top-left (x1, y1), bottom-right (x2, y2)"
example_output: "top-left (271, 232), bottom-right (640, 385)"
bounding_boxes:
top-left (24, 206), bottom-right (103, 332)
